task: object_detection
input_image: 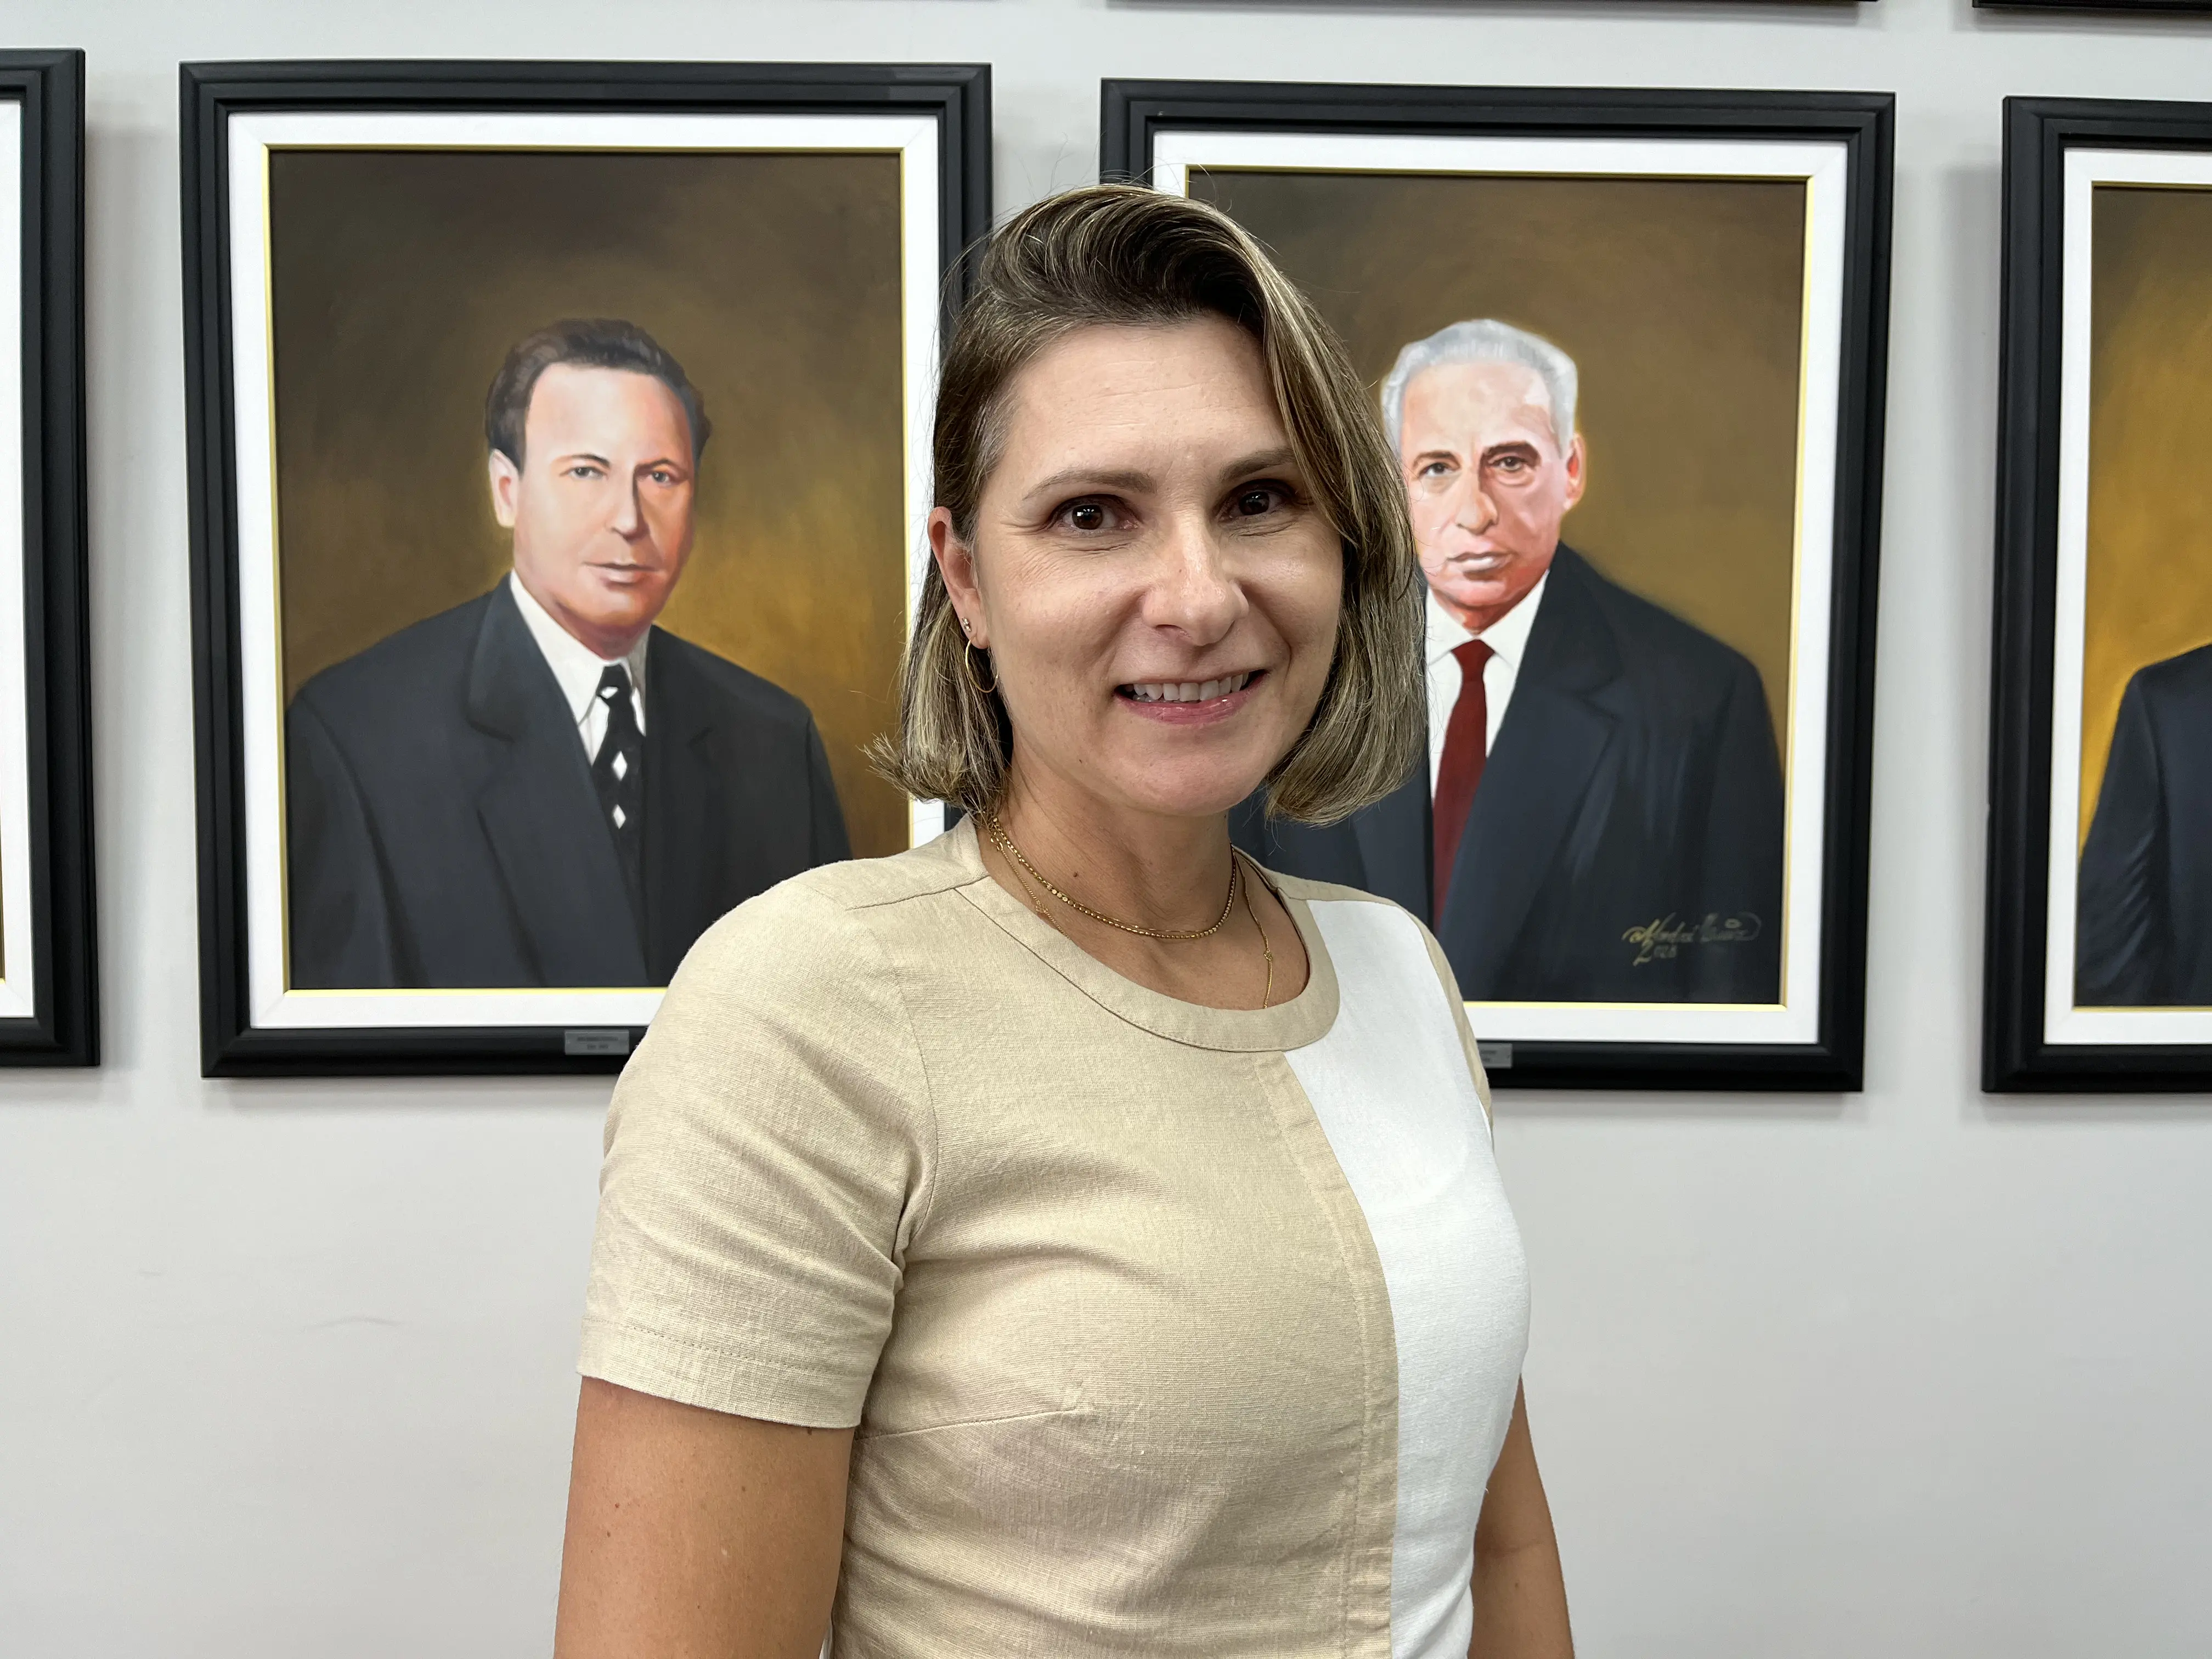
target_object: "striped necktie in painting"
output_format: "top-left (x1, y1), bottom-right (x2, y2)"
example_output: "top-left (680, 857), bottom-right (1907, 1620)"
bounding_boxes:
top-left (591, 664), bottom-right (645, 924)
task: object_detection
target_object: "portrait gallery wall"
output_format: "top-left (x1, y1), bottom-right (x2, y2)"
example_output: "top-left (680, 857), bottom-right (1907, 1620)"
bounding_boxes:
top-left (0, 52), bottom-right (2152, 1092)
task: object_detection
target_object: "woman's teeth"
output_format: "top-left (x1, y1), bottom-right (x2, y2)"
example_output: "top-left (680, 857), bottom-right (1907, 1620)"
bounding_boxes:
top-left (1124, 672), bottom-right (1253, 704)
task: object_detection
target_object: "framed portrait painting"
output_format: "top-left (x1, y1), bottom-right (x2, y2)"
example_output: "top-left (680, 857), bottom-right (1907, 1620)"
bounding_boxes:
top-left (184, 60), bottom-right (989, 1075)
top-left (1104, 82), bottom-right (1894, 1090)
top-left (1984, 98), bottom-right (2212, 1091)
top-left (0, 50), bottom-right (95, 1067)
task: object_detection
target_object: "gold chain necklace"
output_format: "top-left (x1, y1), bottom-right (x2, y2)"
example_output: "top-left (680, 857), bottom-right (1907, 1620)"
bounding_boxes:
top-left (1240, 848), bottom-right (1277, 1007)
top-left (980, 808), bottom-right (1238, 941)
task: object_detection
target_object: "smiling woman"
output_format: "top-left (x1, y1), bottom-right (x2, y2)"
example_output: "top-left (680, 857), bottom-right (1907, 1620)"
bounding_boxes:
top-left (928, 311), bottom-right (1349, 985)
top-left (557, 185), bottom-right (1573, 1659)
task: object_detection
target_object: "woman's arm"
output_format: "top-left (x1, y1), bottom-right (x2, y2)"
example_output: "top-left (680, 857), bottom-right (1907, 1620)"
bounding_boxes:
top-left (554, 1379), bottom-right (853, 1659)
top-left (1469, 1383), bottom-right (1572, 1659)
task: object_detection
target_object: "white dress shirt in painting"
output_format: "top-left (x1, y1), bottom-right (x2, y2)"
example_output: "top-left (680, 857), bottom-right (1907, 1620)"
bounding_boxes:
top-left (1423, 571), bottom-right (1548, 795)
top-left (508, 570), bottom-right (650, 761)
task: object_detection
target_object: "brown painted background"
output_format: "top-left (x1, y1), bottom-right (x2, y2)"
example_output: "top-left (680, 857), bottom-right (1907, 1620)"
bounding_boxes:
top-left (2080, 184), bottom-right (2212, 847)
top-left (268, 147), bottom-right (911, 859)
top-left (1190, 168), bottom-right (1808, 755)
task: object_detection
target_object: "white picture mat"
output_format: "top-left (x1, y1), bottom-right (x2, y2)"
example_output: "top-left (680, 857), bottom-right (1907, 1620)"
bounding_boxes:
top-left (227, 110), bottom-right (941, 1031)
top-left (0, 101), bottom-right (39, 1022)
top-left (2042, 148), bottom-right (2212, 1047)
top-left (1154, 129), bottom-right (1850, 1046)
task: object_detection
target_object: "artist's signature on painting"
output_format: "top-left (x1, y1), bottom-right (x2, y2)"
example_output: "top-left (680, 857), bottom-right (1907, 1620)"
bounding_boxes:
top-left (1622, 913), bottom-right (1764, 966)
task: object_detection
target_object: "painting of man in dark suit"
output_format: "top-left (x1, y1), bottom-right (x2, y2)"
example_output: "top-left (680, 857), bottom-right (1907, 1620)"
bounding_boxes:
top-left (285, 318), bottom-right (850, 991)
top-left (1237, 319), bottom-right (1785, 1003)
top-left (2076, 641), bottom-right (2212, 1006)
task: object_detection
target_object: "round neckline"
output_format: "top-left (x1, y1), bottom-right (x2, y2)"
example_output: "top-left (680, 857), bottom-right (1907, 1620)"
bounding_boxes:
top-left (945, 816), bottom-right (1340, 1054)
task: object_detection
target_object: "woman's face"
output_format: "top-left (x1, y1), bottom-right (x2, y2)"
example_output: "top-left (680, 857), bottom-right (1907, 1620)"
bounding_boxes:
top-left (933, 317), bottom-right (1344, 820)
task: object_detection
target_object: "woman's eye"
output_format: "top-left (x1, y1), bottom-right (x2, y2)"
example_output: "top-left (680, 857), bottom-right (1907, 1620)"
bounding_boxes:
top-left (1233, 486), bottom-right (1284, 518)
top-left (1069, 503), bottom-right (1105, 531)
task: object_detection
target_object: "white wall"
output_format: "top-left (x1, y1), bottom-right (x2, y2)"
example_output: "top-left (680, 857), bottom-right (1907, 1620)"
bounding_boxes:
top-left (2, 1), bottom-right (2208, 1652)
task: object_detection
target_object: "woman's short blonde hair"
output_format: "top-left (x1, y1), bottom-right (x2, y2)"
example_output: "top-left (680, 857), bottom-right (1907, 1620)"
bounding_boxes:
top-left (872, 184), bottom-right (1423, 825)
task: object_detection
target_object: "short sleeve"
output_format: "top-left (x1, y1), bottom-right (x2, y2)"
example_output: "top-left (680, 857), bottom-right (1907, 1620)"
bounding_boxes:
top-left (579, 880), bottom-right (936, 1428)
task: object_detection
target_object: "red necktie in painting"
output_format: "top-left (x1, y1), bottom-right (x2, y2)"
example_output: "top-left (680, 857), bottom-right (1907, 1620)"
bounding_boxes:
top-left (1431, 637), bottom-right (1495, 925)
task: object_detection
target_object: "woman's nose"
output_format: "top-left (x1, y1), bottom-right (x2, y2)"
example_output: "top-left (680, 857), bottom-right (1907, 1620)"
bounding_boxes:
top-left (1143, 514), bottom-right (1246, 642)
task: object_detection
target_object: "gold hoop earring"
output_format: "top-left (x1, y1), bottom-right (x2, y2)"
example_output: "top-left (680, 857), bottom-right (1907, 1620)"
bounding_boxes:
top-left (963, 640), bottom-right (997, 696)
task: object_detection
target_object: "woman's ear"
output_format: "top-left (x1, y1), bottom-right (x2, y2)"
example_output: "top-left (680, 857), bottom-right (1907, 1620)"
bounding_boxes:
top-left (928, 506), bottom-right (987, 647)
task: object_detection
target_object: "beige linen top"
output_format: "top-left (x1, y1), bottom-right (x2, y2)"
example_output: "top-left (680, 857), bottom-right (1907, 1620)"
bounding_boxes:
top-left (581, 819), bottom-right (1529, 1658)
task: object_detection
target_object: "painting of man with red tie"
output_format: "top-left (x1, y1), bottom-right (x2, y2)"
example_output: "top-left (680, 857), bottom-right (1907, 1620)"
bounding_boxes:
top-left (1238, 318), bottom-right (1785, 1005)
top-left (1132, 94), bottom-right (1892, 1081)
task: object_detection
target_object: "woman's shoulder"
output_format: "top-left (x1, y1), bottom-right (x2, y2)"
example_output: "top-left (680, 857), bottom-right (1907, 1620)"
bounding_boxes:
top-left (624, 841), bottom-right (977, 1141)
top-left (1261, 866), bottom-right (1409, 915)
top-left (1269, 874), bottom-right (1457, 995)
top-left (1263, 867), bottom-right (1491, 1112)
top-left (640, 839), bottom-right (982, 1084)
top-left (680, 833), bottom-right (980, 977)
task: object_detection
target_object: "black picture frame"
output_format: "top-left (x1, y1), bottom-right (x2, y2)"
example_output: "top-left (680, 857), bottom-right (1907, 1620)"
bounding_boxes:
top-left (1983, 97), bottom-right (2212, 1092)
top-left (183, 59), bottom-right (990, 1077)
top-left (0, 50), bottom-right (95, 1068)
top-left (1103, 81), bottom-right (1894, 1091)
top-left (1977, 1), bottom-right (2212, 12)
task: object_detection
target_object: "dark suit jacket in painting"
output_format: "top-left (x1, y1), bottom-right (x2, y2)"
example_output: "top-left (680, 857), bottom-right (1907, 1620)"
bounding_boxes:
top-left (285, 581), bottom-right (851, 990)
top-left (1235, 545), bottom-right (1785, 1004)
top-left (2076, 641), bottom-right (2212, 1007)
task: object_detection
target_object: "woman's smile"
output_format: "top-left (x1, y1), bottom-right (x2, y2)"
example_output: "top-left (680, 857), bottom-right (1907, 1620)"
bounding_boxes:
top-left (1116, 668), bottom-right (1266, 723)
